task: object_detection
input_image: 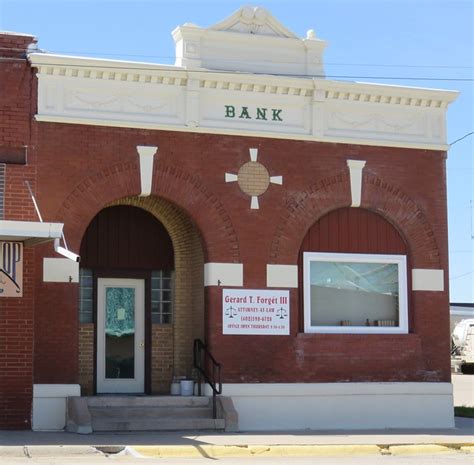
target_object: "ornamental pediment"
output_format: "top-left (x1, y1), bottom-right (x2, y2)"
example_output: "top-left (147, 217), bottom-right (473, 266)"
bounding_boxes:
top-left (209, 6), bottom-right (297, 38)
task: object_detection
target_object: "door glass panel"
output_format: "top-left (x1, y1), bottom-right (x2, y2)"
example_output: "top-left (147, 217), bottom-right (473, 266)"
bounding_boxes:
top-left (105, 287), bottom-right (135, 379)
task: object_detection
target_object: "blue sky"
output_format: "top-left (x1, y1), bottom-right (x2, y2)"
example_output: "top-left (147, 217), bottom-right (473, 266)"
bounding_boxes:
top-left (1, 0), bottom-right (472, 302)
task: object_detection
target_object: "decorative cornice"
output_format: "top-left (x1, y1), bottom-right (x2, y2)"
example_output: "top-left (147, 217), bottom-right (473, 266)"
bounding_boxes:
top-left (29, 53), bottom-right (457, 107)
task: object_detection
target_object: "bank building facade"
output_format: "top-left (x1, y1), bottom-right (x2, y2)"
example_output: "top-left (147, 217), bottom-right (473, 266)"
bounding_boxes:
top-left (0, 6), bottom-right (458, 431)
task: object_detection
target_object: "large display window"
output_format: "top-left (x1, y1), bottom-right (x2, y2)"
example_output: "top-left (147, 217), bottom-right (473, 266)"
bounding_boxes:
top-left (303, 252), bottom-right (408, 334)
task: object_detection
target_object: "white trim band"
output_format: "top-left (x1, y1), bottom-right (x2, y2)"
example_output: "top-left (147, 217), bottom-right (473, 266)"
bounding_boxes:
top-left (204, 263), bottom-right (243, 287)
top-left (266, 264), bottom-right (298, 288)
top-left (412, 269), bottom-right (444, 291)
top-left (206, 382), bottom-right (454, 431)
top-left (34, 115), bottom-right (451, 152)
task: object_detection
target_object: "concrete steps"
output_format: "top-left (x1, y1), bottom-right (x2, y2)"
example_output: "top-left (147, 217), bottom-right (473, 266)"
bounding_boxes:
top-left (67, 395), bottom-right (226, 433)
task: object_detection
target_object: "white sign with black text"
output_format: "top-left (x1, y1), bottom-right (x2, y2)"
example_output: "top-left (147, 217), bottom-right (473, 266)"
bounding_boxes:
top-left (222, 289), bottom-right (290, 335)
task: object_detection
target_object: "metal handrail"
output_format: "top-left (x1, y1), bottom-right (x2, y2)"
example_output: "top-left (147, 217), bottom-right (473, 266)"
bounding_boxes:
top-left (193, 339), bottom-right (222, 419)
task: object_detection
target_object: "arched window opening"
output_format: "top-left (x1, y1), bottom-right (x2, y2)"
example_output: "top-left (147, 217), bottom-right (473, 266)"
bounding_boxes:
top-left (299, 208), bottom-right (409, 334)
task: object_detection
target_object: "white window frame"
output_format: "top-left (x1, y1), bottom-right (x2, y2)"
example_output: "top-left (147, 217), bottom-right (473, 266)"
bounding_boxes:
top-left (303, 252), bottom-right (408, 334)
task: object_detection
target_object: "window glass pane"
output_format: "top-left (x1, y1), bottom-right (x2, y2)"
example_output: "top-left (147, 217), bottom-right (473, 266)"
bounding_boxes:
top-left (309, 261), bottom-right (399, 327)
top-left (105, 287), bottom-right (135, 379)
top-left (78, 268), bottom-right (93, 324)
top-left (81, 299), bottom-right (93, 313)
top-left (151, 270), bottom-right (174, 325)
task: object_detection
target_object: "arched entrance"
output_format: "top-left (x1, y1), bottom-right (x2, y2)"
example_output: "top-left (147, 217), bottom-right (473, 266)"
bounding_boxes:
top-left (77, 197), bottom-right (204, 395)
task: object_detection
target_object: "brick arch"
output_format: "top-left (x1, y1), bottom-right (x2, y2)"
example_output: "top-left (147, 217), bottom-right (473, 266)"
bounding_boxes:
top-left (152, 160), bottom-right (240, 262)
top-left (270, 170), bottom-right (440, 268)
top-left (361, 172), bottom-right (441, 268)
top-left (269, 170), bottom-right (351, 263)
top-left (55, 160), bottom-right (240, 262)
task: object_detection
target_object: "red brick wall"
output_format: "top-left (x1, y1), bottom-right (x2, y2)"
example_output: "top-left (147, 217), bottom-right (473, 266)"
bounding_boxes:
top-left (34, 242), bottom-right (78, 385)
top-left (0, 32), bottom-right (37, 429)
top-left (31, 125), bottom-right (450, 386)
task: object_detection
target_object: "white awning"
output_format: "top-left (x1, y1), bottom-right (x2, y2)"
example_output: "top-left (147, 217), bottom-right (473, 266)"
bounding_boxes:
top-left (0, 220), bottom-right (63, 246)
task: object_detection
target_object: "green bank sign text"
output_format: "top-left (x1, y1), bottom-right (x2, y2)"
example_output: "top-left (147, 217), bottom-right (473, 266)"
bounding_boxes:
top-left (224, 105), bottom-right (283, 121)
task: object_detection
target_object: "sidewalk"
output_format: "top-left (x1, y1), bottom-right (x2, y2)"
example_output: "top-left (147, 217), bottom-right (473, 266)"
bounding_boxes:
top-left (0, 417), bottom-right (473, 458)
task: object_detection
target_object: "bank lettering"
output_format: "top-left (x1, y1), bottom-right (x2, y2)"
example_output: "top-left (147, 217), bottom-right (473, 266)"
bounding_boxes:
top-left (224, 105), bottom-right (283, 122)
top-left (0, 241), bottom-right (23, 297)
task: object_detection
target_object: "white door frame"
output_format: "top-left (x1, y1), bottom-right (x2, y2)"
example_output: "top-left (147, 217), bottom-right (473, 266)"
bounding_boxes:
top-left (96, 278), bottom-right (145, 393)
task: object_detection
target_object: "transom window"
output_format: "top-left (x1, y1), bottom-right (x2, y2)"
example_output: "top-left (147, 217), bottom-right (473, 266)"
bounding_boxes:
top-left (303, 252), bottom-right (408, 334)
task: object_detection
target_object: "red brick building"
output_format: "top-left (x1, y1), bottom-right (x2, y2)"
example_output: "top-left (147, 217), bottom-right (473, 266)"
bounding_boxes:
top-left (0, 7), bottom-right (458, 431)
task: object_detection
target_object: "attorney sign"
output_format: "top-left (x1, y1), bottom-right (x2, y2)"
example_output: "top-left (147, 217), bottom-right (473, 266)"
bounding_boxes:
top-left (223, 289), bottom-right (290, 335)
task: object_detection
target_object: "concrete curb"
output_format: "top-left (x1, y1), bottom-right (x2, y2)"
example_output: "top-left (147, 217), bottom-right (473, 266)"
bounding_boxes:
top-left (0, 445), bottom-right (102, 459)
top-left (2, 443), bottom-right (473, 459)
top-left (129, 443), bottom-right (474, 458)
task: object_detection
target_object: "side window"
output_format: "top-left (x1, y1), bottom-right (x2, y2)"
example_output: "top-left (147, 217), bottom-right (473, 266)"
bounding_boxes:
top-left (79, 268), bottom-right (93, 323)
top-left (151, 270), bottom-right (174, 324)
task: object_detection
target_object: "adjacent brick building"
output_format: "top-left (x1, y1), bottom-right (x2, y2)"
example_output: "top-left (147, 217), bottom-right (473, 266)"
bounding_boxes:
top-left (0, 6), bottom-right (458, 431)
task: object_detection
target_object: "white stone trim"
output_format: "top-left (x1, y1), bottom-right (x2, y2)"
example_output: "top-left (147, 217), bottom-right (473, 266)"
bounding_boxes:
top-left (250, 196), bottom-right (259, 210)
top-left (412, 269), bottom-right (444, 291)
top-left (32, 384), bottom-right (80, 431)
top-left (204, 382), bottom-right (454, 430)
top-left (266, 264), bottom-right (298, 288)
top-left (33, 384), bottom-right (80, 397)
top-left (347, 159), bottom-right (366, 207)
top-left (204, 263), bottom-right (243, 287)
top-left (137, 145), bottom-right (157, 196)
top-left (225, 173), bottom-right (238, 182)
top-left (43, 258), bottom-right (79, 283)
top-left (249, 147), bottom-right (258, 161)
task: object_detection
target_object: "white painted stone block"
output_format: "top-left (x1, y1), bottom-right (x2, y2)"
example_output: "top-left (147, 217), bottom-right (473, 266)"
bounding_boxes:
top-left (412, 269), bottom-right (444, 291)
top-left (43, 258), bottom-right (79, 283)
top-left (204, 263), bottom-right (243, 287)
top-left (266, 264), bottom-right (298, 288)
